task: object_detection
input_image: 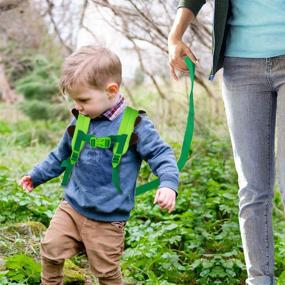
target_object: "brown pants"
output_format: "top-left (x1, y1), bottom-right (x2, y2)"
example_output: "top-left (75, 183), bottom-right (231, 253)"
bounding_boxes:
top-left (40, 200), bottom-right (125, 285)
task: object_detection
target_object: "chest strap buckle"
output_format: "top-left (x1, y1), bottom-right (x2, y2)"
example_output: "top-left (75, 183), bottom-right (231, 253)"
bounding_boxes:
top-left (90, 137), bottom-right (111, 148)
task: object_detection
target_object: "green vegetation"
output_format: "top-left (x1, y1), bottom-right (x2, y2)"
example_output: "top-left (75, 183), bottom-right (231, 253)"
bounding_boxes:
top-left (1, 98), bottom-right (285, 284)
top-left (14, 54), bottom-right (69, 121)
top-left (4, 255), bottom-right (41, 284)
top-left (122, 138), bottom-right (245, 285)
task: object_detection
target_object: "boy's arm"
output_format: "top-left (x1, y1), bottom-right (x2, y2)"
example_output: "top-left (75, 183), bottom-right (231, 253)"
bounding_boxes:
top-left (135, 115), bottom-right (179, 194)
top-left (27, 120), bottom-right (75, 188)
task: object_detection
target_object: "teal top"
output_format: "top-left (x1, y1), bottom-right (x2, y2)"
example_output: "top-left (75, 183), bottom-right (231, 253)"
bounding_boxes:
top-left (225, 0), bottom-right (285, 58)
top-left (178, 0), bottom-right (285, 77)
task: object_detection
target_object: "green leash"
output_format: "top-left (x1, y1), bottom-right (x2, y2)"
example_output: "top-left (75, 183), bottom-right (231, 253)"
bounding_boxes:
top-left (135, 56), bottom-right (195, 195)
top-left (61, 57), bottom-right (195, 195)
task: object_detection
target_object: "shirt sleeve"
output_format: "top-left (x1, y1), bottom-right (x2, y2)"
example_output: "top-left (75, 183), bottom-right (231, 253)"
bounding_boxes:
top-left (27, 120), bottom-right (75, 188)
top-left (177, 0), bottom-right (206, 16)
top-left (135, 115), bottom-right (179, 193)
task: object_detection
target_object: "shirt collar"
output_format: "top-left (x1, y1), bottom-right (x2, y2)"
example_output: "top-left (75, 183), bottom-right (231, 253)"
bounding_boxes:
top-left (102, 94), bottom-right (126, 121)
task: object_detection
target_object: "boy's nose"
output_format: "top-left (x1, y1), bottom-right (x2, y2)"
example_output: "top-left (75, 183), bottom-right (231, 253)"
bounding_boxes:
top-left (75, 103), bottom-right (83, 111)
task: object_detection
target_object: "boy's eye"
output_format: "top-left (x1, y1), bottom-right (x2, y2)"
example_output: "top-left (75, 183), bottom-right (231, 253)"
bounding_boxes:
top-left (78, 99), bottom-right (88, 103)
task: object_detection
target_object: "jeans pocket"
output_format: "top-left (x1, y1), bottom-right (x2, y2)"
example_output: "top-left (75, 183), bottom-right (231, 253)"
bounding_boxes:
top-left (110, 221), bottom-right (126, 231)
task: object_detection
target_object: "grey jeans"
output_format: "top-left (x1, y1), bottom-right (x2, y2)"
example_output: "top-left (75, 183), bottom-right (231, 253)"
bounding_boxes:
top-left (222, 55), bottom-right (285, 285)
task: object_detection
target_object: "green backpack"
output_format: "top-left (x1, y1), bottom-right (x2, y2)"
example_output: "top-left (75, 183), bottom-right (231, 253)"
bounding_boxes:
top-left (61, 106), bottom-right (139, 193)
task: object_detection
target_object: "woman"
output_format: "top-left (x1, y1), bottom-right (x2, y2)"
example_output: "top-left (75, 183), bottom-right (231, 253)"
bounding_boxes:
top-left (168, 1), bottom-right (285, 285)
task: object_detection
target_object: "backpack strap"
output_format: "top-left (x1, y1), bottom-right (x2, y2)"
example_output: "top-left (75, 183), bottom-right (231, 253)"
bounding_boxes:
top-left (61, 114), bottom-right (91, 186)
top-left (112, 106), bottom-right (139, 192)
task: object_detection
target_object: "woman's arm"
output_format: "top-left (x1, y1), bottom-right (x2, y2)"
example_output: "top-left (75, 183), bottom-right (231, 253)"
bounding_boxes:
top-left (168, 8), bottom-right (197, 79)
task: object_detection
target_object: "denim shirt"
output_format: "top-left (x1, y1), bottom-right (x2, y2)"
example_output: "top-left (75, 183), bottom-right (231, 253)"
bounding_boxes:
top-left (28, 107), bottom-right (179, 222)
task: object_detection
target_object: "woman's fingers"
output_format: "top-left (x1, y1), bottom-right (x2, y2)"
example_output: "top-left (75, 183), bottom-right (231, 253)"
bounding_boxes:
top-left (183, 47), bottom-right (198, 64)
top-left (170, 65), bottom-right (179, 80)
top-left (169, 41), bottom-right (197, 79)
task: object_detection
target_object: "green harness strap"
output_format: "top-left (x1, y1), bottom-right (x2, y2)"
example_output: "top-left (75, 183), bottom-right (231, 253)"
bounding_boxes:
top-left (61, 114), bottom-right (90, 186)
top-left (135, 57), bottom-right (195, 195)
top-left (112, 107), bottom-right (138, 191)
top-left (61, 106), bottom-right (138, 193)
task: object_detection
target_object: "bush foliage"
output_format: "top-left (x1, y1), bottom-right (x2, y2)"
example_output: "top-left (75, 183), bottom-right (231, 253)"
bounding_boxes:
top-left (15, 55), bottom-right (69, 121)
top-left (1, 107), bottom-right (285, 284)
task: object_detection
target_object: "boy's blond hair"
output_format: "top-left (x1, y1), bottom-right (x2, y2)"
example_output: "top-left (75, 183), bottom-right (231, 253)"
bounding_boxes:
top-left (59, 45), bottom-right (122, 95)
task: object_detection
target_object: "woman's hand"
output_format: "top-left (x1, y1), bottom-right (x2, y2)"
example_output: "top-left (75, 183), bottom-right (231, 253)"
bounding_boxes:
top-left (168, 7), bottom-right (197, 80)
top-left (168, 38), bottom-right (197, 80)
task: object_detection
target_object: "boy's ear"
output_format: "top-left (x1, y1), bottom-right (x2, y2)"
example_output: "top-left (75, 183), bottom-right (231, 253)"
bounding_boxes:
top-left (105, 83), bottom-right (119, 99)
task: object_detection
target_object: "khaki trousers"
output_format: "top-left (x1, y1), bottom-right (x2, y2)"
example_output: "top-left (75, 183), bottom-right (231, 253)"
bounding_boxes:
top-left (40, 200), bottom-right (125, 285)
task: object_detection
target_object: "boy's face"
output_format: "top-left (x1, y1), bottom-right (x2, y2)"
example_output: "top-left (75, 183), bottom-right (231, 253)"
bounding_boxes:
top-left (69, 83), bottom-right (119, 119)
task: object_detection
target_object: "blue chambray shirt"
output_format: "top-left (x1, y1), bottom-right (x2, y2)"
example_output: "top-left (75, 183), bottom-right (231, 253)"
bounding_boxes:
top-left (28, 106), bottom-right (179, 222)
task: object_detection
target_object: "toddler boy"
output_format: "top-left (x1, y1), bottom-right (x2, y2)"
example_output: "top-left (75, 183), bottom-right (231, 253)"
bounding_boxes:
top-left (20, 45), bottom-right (179, 285)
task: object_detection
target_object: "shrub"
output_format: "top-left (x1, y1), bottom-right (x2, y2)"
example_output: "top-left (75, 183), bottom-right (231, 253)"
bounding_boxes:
top-left (4, 254), bottom-right (41, 284)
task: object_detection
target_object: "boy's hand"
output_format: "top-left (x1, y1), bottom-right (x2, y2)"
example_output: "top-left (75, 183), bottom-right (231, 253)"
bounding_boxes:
top-left (154, 187), bottom-right (176, 213)
top-left (19, 176), bottom-right (34, 192)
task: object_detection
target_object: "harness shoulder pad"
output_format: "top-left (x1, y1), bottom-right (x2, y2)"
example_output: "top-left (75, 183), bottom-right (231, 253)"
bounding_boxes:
top-left (130, 133), bottom-right (138, 145)
top-left (67, 108), bottom-right (80, 138)
top-left (71, 108), bottom-right (79, 119)
top-left (67, 125), bottom-right (75, 137)
top-left (130, 110), bottom-right (146, 145)
top-left (138, 110), bottom-right (146, 115)
top-left (134, 110), bottom-right (146, 127)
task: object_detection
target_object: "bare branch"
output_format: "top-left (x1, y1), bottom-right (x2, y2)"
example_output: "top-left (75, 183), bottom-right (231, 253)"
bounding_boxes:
top-left (128, 36), bottom-right (167, 100)
top-left (127, 0), bottom-right (167, 40)
top-left (0, 0), bottom-right (26, 12)
top-left (79, 0), bottom-right (88, 27)
top-left (45, 0), bottom-right (73, 53)
top-left (77, 0), bottom-right (98, 41)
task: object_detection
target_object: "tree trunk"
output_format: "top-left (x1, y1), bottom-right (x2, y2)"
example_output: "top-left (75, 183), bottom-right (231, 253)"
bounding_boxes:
top-left (0, 53), bottom-right (17, 103)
